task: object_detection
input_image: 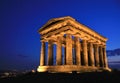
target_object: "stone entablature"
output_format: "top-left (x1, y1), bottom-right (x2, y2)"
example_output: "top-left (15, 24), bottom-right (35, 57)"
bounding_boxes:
top-left (37, 16), bottom-right (111, 73)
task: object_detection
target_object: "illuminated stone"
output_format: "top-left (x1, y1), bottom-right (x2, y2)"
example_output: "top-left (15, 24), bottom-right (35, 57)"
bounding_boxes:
top-left (37, 16), bottom-right (111, 73)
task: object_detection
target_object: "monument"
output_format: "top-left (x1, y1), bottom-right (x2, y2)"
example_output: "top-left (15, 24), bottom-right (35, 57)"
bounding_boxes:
top-left (37, 16), bottom-right (111, 73)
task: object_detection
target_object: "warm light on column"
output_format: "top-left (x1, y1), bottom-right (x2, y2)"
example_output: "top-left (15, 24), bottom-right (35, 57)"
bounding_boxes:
top-left (99, 46), bottom-right (104, 67)
top-left (48, 40), bottom-right (54, 65)
top-left (94, 44), bottom-right (100, 67)
top-left (75, 36), bottom-right (81, 65)
top-left (40, 41), bottom-right (45, 66)
top-left (82, 39), bottom-right (88, 66)
top-left (56, 36), bottom-right (62, 65)
top-left (66, 34), bottom-right (73, 65)
top-left (103, 46), bottom-right (108, 68)
top-left (89, 42), bottom-right (94, 66)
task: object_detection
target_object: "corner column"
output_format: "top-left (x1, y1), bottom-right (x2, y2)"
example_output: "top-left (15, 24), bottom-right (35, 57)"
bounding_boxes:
top-left (103, 46), bottom-right (108, 68)
top-left (40, 41), bottom-right (45, 66)
top-left (99, 46), bottom-right (104, 67)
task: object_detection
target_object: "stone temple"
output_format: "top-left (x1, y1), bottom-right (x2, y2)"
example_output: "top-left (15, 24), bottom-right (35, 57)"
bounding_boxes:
top-left (37, 16), bottom-right (111, 73)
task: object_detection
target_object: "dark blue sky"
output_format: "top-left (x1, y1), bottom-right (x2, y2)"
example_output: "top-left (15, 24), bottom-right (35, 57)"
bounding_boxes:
top-left (0, 0), bottom-right (120, 70)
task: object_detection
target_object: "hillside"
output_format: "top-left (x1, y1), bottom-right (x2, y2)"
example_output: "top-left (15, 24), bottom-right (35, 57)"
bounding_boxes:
top-left (0, 70), bottom-right (120, 83)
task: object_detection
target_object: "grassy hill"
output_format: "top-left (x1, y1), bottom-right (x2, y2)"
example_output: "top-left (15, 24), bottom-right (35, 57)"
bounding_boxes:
top-left (0, 69), bottom-right (120, 82)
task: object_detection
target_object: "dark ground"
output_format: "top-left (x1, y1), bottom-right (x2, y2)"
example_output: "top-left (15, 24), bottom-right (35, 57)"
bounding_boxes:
top-left (0, 69), bottom-right (120, 83)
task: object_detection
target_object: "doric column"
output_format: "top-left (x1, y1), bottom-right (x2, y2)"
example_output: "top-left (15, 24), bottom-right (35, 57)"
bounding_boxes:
top-left (82, 39), bottom-right (88, 66)
top-left (99, 46), bottom-right (104, 67)
top-left (89, 42), bottom-right (94, 66)
top-left (103, 46), bottom-right (108, 68)
top-left (75, 36), bottom-right (81, 65)
top-left (66, 34), bottom-right (73, 65)
top-left (56, 36), bottom-right (62, 65)
top-left (94, 44), bottom-right (99, 67)
top-left (47, 40), bottom-right (54, 65)
top-left (40, 41), bottom-right (45, 66)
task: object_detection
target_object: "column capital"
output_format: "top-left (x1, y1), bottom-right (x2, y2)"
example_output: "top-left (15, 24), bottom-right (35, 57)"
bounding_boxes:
top-left (82, 38), bottom-right (88, 41)
top-left (41, 39), bottom-right (47, 42)
top-left (48, 39), bottom-right (54, 43)
top-left (103, 45), bottom-right (107, 48)
top-left (57, 36), bottom-right (63, 41)
top-left (74, 36), bottom-right (80, 41)
top-left (88, 39), bottom-right (95, 43)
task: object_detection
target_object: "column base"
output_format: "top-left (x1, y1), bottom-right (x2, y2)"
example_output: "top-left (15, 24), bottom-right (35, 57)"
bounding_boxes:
top-left (104, 67), bottom-right (112, 72)
top-left (37, 65), bottom-right (111, 73)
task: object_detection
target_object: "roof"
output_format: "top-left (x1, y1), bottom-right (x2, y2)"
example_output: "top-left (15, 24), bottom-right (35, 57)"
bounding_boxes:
top-left (38, 16), bottom-right (75, 32)
top-left (38, 16), bottom-right (107, 42)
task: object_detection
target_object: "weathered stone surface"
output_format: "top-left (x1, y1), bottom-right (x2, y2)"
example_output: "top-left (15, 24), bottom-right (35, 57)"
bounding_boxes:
top-left (40, 42), bottom-right (45, 66)
top-left (37, 16), bottom-right (111, 73)
top-left (89, 42), bottom-right (94, 66)
top-left (37, 65), bottom-right (110, 73)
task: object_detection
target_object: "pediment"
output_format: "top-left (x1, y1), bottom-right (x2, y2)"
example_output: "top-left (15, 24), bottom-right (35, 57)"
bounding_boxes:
top-left (38, 16), bottom-right (76, 34)
top-left (38, 16), bottom-right (107, 43)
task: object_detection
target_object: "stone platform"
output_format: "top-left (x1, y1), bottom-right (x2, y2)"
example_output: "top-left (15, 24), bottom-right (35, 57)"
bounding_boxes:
top-left (37, 16), bottom-right (111, 73)
top-left (37, 65), bottom-right (111, 73)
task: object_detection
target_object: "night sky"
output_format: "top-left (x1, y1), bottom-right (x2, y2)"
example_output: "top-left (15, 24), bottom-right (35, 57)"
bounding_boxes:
top-left (0, 0), bottom-right (120, 71)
